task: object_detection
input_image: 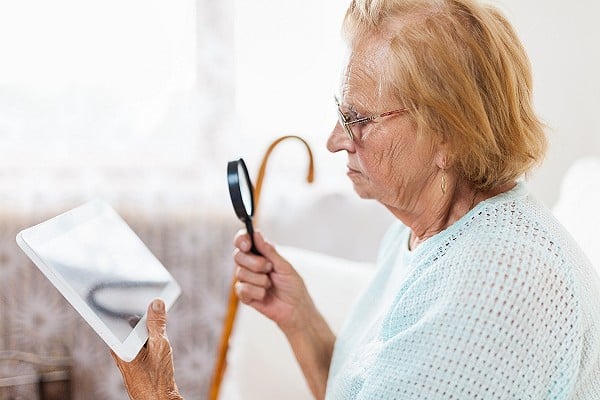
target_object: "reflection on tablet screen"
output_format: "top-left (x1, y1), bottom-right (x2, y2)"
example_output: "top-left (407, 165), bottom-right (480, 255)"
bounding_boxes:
top-left (35, 212), bottom-right (171, 342)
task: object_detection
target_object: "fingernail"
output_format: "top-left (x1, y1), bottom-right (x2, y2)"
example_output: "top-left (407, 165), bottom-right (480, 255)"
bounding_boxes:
top-left (152, 299), bottom-right (164, 312)
top-left (241, 240), bottom-right (250, 251)
top-left (266, 262), bottom-right (273, 272)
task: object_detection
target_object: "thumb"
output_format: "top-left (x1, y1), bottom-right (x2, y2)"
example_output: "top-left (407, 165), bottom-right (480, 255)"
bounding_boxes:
top-left (147, 298), bottom-right (167, 338)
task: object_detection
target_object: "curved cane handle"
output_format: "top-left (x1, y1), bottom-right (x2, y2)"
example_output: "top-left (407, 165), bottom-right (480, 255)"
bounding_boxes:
top-left (209, 135), bottom-right (315, 400)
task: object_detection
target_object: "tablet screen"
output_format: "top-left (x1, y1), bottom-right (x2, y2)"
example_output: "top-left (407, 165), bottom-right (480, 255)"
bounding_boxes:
top-left (17, 200), bottom-right (181, 360)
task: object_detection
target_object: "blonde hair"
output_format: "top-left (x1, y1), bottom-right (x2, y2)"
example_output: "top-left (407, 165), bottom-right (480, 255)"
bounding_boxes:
top-left (343, 0), bottom-right (547, 191)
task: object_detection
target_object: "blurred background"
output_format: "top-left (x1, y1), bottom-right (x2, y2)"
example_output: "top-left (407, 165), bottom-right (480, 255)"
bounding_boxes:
top-left (1, 0), bottom-right (599, 208)
top-left (0, 0), bottom-right (598, 398)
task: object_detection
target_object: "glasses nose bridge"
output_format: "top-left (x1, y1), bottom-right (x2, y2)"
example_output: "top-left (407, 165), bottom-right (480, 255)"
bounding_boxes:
top-left (335, 113), bottom-right (354, 142)
top-left (344, 122), bottom-right (356, 141)
top-left (328, 119), bottom-right (355, 153)
top-left (334, 119), bottom-right (354, 142)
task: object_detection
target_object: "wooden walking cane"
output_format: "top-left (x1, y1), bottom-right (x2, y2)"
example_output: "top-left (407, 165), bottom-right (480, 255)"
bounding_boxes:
top-left (208, 135), bottom-right (314, 400)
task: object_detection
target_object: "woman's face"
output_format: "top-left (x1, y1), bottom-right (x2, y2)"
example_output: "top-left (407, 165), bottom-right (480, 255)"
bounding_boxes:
top-left (327, 35), bottom-right (442, 211)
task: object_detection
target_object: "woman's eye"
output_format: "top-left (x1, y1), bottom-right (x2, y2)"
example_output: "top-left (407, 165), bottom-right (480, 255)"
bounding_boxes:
top-left (340, 110), bottom-right (355, 122)
top-left (346, 109), bottom-right (359, 121)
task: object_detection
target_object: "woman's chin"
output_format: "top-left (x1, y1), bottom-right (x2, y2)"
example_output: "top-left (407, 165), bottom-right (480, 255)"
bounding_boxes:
top-left (351, 184), bottom-right (373, 200)
top-left (348, 173), bottom-right (375, 200)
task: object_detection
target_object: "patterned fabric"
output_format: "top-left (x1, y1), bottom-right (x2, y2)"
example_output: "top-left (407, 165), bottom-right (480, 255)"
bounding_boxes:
top-left (327, 183), bottom-right (600, 399)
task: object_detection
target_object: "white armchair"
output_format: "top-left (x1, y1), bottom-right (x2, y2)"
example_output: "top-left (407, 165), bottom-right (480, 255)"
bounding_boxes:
top-left (553, 157), bottom-right (600, 273)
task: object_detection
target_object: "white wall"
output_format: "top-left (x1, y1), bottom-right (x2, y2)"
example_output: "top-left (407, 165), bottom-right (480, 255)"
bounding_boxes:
top-left (235, 0), bottom-right (600, 207)
top-left (489, 0), bottom-right (600, 205)
top-left (234, 0), bottom-right (349, 192)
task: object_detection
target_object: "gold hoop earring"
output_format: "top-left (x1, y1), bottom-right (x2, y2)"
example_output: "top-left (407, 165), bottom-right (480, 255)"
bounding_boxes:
top-left (441, 172), bottom-right (447, 195)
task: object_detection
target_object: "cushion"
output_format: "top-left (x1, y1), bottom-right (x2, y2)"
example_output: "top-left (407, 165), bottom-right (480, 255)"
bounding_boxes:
top-left (259, 186), bottom-right (394, 262)
top-left (219, 245), bottom-right (376, 400)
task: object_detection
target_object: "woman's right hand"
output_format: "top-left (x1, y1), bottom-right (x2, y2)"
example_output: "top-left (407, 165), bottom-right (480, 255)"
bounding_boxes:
top-left (234, 230), bottom-right (336, 399)
top-left (233, 230), bottom-right (313, 335)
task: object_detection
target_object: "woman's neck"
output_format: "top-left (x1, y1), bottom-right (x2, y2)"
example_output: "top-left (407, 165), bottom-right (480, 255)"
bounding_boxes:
top-left (387, 179), bottom-right (515, 251)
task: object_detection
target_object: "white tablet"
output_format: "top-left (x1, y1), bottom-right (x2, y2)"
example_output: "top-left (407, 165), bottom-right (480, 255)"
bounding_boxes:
top-left (16, 199), bottom-right (181, 362)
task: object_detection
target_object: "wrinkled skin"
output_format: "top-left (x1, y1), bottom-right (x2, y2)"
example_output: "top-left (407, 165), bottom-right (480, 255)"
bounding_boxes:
top-left (111, 299), bottom-right (184, 400)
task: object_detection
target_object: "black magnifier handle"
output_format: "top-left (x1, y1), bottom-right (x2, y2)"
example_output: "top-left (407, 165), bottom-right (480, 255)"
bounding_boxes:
top-left (244, 219), bottom-right (260, 255)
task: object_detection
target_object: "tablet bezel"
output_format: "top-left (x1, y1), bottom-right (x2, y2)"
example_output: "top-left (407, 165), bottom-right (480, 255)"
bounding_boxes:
top-left (16, 199), bottom-right (181, 362)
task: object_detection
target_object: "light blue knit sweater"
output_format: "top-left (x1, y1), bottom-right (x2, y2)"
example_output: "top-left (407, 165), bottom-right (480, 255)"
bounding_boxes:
top-left (326, 183), bottom-right (600, 399)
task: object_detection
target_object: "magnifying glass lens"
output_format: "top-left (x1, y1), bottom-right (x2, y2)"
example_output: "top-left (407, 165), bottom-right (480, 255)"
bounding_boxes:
top-left (238, 163), bottom-right (253, 216)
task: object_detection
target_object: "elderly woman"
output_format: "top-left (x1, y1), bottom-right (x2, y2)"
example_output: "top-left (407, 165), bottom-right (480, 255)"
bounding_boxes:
top-left (113, 0), bottom-right (600, 398)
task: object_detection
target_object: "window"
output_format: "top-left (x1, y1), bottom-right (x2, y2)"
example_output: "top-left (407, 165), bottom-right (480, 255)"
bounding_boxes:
top-left (0, 0), bottom-right (231, 169)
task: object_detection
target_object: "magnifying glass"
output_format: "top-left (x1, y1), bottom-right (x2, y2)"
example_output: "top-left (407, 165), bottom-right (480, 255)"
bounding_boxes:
top-left (227, 158), bottom-right (260, 255)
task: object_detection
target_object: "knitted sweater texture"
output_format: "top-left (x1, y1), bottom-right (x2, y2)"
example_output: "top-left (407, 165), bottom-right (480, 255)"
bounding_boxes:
top-left (326, 183), bottom-right (600, 399)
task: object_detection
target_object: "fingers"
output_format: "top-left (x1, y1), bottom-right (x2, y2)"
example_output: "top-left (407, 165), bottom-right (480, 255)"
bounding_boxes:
top-left (236, 265), bottom-right (271, 288)
top-left (234, 230), bottom-right (288, 272)
top-left (233, 230), bottom-right (297, 307)
top-left (234, 244), bottom-right (272, 304)
top-left (233, 248), bottom-right (272, 273)
top-left (235, 281), bottom-right (267, 304)
top-left (233, 229), bottom-right (252, 252)
top-left (146, 298), bottom-right (167, 339)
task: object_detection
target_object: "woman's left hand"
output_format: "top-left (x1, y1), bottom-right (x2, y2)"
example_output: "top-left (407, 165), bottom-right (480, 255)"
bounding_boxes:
top-left (111, 298), bottom-right (184, 400)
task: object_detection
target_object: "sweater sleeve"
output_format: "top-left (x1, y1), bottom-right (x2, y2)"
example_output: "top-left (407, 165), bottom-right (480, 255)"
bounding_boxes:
top-left (349, 238), bottom-right (582, 400)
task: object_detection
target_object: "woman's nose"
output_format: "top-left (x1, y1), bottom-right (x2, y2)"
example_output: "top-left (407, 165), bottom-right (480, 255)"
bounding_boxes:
top-left (326, 121), bottom-right (354, 153)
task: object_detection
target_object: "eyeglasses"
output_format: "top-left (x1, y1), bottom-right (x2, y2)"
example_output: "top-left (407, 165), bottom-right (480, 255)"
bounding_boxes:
top-left (334, 95), bottom-right (409, 142)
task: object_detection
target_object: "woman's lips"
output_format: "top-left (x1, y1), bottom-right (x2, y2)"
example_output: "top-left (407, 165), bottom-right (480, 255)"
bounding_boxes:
top-left (346, 165), bottom-right (361, 175)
